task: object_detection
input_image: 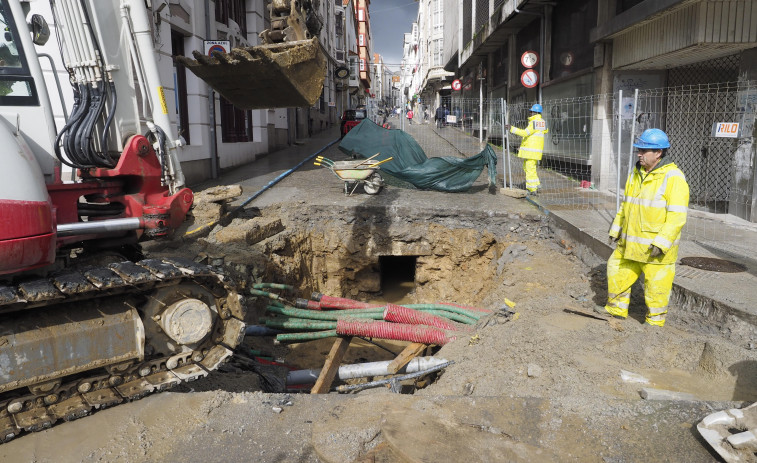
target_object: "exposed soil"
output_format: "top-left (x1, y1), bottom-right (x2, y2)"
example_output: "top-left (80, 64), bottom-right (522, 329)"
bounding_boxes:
top-left (3, 149), bottom-right (757, 462)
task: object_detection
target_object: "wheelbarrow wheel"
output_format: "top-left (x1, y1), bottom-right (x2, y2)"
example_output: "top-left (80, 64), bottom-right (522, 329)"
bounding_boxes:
top-left (363, 173), bottom-right (383, 195)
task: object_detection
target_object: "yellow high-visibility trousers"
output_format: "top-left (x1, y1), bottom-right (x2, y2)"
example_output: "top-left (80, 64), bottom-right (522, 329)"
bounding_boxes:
top-left (605, 248), bottom-right (676, 326)
top-left (522, 159), bottom-right (540, 192)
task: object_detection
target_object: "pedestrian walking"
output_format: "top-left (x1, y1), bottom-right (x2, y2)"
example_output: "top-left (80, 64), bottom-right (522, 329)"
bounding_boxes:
top-left (435, 105), bottom-right (445, 128)
top-left (597, 128), bottom-right (689, 327)
top-left (505, 103), bottom-right (548, 194)
top-left (407, 109), bottom-right (414, 124)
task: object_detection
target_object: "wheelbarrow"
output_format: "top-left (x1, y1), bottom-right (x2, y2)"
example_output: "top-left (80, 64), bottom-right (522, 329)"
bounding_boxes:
top-left (315, 154), bottom-right (392, 195)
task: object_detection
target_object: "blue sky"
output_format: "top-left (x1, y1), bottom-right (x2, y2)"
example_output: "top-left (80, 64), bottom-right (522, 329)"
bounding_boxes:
top-left (369, 1), bottom-right (419, 71)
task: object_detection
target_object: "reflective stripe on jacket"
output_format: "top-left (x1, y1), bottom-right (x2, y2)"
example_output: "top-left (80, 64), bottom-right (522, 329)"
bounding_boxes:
top-left (510, 114), bottom-right (548, 160)
top-left (609, 160), bottom-right (689, 264)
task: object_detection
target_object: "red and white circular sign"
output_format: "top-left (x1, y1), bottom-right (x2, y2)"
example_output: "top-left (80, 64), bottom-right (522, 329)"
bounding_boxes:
top-left (521, 69), bottom-right (539, 88)
top-left (521, 51), bottom-right (538, 68)
top-left (451, 79), bottom-right (462, 91)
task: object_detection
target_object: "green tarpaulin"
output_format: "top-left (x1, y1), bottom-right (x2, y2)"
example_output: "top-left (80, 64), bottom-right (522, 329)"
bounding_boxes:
top-left (338, 119), bottom-right (497, 192)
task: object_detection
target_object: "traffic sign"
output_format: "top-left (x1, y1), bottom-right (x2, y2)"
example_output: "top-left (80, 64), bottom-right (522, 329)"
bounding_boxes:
top-left (521, 69), bottom-right (539, 88)
top-left (451, 79), bottom-right (462, 91)
top-left (521, 51), bottom-right (538, 68)
top-left (204, 40), bottom-right (230, 56)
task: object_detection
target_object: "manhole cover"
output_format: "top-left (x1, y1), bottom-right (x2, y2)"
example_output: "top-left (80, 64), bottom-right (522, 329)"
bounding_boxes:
top-left (680, 257), bottom-right (746, 273)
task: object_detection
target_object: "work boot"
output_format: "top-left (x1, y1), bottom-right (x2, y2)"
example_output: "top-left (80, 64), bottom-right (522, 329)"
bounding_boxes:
top-left (594, 305), bottom-right (625, 319)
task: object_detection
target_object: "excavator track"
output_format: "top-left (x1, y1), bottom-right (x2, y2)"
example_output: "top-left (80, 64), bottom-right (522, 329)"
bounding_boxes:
top-left (0, 258), bottom-right (246, 443)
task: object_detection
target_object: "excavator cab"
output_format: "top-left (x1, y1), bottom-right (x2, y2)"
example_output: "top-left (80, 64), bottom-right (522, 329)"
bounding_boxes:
top-left (176, 0), bottom-right (326, 110)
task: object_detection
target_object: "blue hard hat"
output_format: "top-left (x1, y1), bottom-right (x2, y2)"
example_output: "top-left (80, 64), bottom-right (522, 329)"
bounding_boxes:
top-left (530, 104), bottom-right (542, 113)
top-left (633, 128), bottom-right (670, 149)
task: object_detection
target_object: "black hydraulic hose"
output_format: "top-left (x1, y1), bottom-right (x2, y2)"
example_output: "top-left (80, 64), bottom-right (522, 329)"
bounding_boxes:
top-left (80, 0), bottom-right (115, 168)
top-left (98, 81), bottom-right (117, 162)
top-left (81, 82), bottom-right (114, 167)
top-left (78, 82), bottom-right (106, 166)
top-left (66, 84), bottom-right (92, 167)
top-left (54, 85), bottom-right (84, 168)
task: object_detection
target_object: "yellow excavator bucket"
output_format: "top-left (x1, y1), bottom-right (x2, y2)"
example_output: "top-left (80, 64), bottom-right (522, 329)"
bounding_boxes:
top-left (176, 38), bottom-right (326, 110)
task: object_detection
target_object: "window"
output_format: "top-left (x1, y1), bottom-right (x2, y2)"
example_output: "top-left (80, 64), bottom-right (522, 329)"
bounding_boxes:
top-left (550, 0), bottom-right (596, 78)
top-left (357, 8), bottom-right (365, 21)
top-left (359, 59), bottom-right (365, 71)
top-left (215, 0), bottom-right (247, 32)
top-left (433, 38), bottom-right (443, 67)
top-left (358, 33), bottom-right (365, 47)
top-left (171, 30), bottom-right (190, 144)
top-left (220, 96), bottom-right (253, 143)
top-left (0, 0), bottom-right (38, 106)
top-left (349, 57), bottom-right (358, 79)
top-left (433, 0), bottom-right (443, 34)
top-left (335, 12), bottom-right (343, 37)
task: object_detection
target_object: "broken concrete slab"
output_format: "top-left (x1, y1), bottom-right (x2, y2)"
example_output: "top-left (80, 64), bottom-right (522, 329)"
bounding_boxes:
top-left (194, 185), bottom-right (244, 203)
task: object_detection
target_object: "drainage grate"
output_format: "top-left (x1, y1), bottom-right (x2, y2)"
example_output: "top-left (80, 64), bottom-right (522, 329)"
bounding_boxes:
top-left (679, 257), bottom-right (746, 273)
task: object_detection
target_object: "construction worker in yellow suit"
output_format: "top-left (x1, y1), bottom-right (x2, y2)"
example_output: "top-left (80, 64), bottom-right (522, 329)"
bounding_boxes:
top-left (596, 128), bottom-right (689, 326)
top-left (506, 103), bottom-right (548, 193)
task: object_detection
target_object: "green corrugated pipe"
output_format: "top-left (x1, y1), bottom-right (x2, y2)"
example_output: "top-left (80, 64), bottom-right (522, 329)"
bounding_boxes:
top-left (405, 304), bottom-right (483, 320)
top-left (265, 304), bottom-right (477, 325)
top-left (250, 289), bottom-right (283, 300)
top-left (276, 330), bottom-right (338, 342)
top-left (265, 305), bottom-right (383, 320)
top-left (265, 319), bottom-right (337, 330)
top-left (422, 309), bottom-right (477, 325)
top-left (253, 283), bottom-right (295, 291)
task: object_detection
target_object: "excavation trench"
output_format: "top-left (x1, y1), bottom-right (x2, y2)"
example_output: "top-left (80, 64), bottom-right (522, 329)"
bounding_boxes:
top-left (185, 203), bottom-right (757, 401)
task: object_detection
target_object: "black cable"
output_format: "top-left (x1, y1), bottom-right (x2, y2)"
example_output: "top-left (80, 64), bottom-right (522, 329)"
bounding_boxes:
top-left (54, 85), bottom-right (84, 168)
top-left (98, 81), bottom-right (117, 162)
top-left (65, 84), bottom-right (93, 167)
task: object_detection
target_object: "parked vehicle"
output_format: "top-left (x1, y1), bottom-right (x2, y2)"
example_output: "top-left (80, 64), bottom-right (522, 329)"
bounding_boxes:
top-left (340, 108), bottom-right (367, 138)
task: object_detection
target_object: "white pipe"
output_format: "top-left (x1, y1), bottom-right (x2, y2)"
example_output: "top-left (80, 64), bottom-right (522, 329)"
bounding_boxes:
top-left (59, 0), bottom-right (91, 83)
top-left (285, 356), bottom-right (449, 385)
top-left (616, 89), bottom-right (623, 212)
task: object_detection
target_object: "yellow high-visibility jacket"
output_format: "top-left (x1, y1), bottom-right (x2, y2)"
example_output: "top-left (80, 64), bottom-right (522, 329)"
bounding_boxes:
top-left (609, 159), bottom-right (689, 264)
top-left (510, 114), bottom-right (548, 160)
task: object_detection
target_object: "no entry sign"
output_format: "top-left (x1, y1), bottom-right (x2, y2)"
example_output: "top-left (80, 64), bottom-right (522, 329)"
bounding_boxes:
top-left (521, 69), bottom-right (539, 88)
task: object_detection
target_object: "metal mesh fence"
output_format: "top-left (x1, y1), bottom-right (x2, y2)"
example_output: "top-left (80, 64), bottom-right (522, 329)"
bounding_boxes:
top-left (393, 78), bottom-right (757, 255)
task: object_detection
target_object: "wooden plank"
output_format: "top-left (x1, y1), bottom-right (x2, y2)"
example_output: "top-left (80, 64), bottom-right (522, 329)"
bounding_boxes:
top-left (311, 336), bottom-right (352, 394)
top-left (387, 342), bottom-right (427, 374)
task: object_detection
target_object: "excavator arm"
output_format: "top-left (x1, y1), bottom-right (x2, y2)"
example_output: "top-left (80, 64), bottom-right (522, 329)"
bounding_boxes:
top-left (176, 0), bottom-right (326, 110)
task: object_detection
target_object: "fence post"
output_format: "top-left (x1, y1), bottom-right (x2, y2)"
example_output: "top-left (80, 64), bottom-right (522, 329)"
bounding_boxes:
top-left (479, 81), bottom-right (484, 144)
top-left (627, 88), bottom-right (639, 181)
top-left (616, 90), bottom-right (623, 211)
top-left (500, 98), bottom-right (507, 189)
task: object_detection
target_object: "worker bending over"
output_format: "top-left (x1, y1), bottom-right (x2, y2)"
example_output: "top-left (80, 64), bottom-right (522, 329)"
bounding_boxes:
top-left (597, 128), bottom-right (689, 327)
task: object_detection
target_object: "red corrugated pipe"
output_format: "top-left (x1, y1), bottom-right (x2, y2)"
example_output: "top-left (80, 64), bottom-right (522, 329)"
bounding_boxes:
top-left (295, 298), bottom-right (323, 310)
top-left (383, 304), bottom-right (469, 332)
top-left (336, 319), bottom-right (456, 345)
top-left (305, 293), bottom-right (382, 310)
